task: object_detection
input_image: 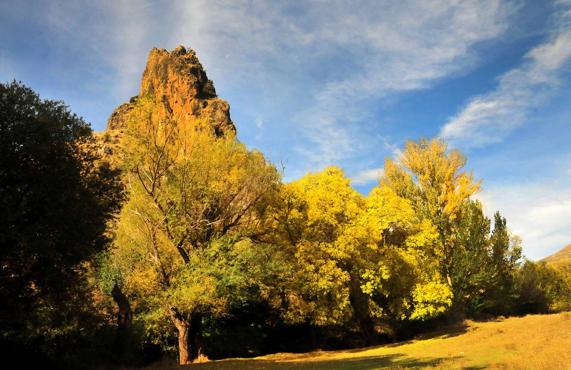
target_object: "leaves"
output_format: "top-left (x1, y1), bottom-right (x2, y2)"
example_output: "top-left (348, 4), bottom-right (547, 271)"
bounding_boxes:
top-left (110, 96), bottom-right (282, 340)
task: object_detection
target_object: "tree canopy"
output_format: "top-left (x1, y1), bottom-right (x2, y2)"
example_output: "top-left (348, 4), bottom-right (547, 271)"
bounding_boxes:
top-left (106, 96), bottom-right (281, 363)
top-left (0, 81), bottom-right (122, 366)
top-left (2, 83), bottom-right (569, 368)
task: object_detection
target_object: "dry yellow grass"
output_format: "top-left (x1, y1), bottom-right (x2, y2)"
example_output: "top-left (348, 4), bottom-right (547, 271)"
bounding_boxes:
top-left (139, 312), bottom-right (571, 370)
top-left (543, 244), bottom-right (571, 270)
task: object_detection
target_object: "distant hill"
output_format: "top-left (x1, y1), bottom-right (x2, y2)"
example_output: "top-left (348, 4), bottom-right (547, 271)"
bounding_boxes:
top-left (543, 244), bottom-right (571, 269)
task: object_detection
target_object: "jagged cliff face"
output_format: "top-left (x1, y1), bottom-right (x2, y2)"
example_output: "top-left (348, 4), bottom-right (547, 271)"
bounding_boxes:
top-left (100, 45), bottom-right (235, 159)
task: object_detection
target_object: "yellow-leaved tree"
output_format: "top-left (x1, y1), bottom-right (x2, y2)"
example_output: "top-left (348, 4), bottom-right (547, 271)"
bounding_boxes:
top-left (271, 166), bottom-right (452, 341)
top-left (382, 139), bottom-right (480, 292)
top-left (107, 97), bottom-right (280, 364)
top-left (358, 185), bottom-right (452, 325)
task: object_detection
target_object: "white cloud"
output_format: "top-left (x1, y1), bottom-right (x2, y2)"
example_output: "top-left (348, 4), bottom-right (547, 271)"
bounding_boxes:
top-left (26, 0), bottom-right (516, 167)
top-left (351, 167), bottom-right (385, 186)
top-left (440, 2), bottom-right (571, 147)
top-left (477, 170), bottom-right (571, 260)
top-left (255, 117), bottom-right (264, 130)
top-left (165, 0), bottom-right (515, 167)
top-left (293, 1), bottom-right (514, 166)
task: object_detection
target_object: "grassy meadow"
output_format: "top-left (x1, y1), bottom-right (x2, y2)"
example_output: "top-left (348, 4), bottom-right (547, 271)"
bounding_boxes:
top-left (137, 312), bottom-right (571, 370)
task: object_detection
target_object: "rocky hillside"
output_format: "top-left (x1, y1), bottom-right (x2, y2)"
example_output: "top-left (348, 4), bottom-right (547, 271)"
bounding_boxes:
top-left (99, 45), bottom-right (235, 161)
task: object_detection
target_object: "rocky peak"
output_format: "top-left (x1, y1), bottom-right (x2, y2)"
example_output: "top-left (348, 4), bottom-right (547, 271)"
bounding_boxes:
top-left (106, 45), bottom-right (235, 137)
top-left (141, 45), bottom-right (216, 100)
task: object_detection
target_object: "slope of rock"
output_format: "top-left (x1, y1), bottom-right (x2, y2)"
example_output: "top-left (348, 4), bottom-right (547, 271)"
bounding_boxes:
top-left (98, 45), bottom-right (235, 161)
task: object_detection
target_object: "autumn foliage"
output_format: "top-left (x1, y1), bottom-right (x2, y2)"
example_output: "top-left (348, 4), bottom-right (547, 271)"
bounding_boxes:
top-left (97, 97), bottom-right (570, 364)
top-left (2, 82), bottom-right (569, 368)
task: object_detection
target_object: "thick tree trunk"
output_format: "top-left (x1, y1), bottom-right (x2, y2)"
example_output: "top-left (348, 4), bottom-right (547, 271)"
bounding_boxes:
top-left (170, 310), bottom-right (192, 365)
top-left (170, 309), bottom-right (208, 364)
top-left (176, 321), bottom-right (191, 365)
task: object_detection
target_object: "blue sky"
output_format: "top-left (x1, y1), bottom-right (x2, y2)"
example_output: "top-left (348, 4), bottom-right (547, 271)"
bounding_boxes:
top-left (1, 0), bottom-right (570, 259)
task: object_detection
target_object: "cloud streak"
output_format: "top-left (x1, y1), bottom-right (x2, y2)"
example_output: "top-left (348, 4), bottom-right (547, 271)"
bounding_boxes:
top-left (478, 165), bottom-right (571, 260)
top-left (440, 1), bottom-right (571, 147)
top-left (162, 0), bottom-right (516, 167)
top-left (10, 0), bottom-right (516, 168)
top-left (289, 1), bottom-right (515, 166)
top-left (351, 167), bottom-right (385, 186)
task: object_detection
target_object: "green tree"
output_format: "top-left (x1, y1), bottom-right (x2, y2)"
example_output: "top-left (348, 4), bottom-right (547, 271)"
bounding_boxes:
top-left (515, 260), bottom-right (571, 313)
top-left (486, 212), bottom-right (522, 314)
top-left (0, 81), bottom-right (122, 361)
top-left (449, 200), bottom-right (493, 314)
top-left (109, 97), bottom-right (280, 364)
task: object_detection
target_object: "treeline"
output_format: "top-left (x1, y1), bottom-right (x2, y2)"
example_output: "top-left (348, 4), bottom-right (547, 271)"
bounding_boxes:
top-left (1, 82), bottom-right (570, 368)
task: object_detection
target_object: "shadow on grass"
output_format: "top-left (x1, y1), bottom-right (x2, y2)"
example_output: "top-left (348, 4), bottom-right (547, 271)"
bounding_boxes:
top-left (186, 353), bottom-right (481, 370)
top-left (412, 321), bottom-right (472, 341)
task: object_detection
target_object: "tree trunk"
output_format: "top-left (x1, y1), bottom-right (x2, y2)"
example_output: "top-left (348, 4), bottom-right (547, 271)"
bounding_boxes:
top-left (170, 309), bottom-right (208, 364)
top-left (176, 321), bottom-right (191, 365)
top-left (111, 283), bottom-right (132, 329)
top-left (170, 310), bottom-right (192, 365)
top-left (111, 283), bottom-right (132, 363)
top-left (349, 274), bottom-right (376, 344)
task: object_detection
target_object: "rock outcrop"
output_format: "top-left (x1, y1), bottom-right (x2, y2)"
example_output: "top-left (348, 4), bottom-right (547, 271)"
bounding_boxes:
top-left (99, 45), bottom-right (235, 160)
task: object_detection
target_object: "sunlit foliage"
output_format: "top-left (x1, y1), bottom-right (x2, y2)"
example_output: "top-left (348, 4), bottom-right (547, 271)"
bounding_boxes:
top-left (4, 83), bottom-right (569, 369)
top-left (108, 96), bottom-right (280, 363)
top-left (382, 139), bottom-right (480, 289)
top-left (270, 167), bottom-right (452, 341)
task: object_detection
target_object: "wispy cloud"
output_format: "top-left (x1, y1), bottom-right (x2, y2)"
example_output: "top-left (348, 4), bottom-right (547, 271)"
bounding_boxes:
top-left (351, 167), bottom-right (385, 186)
top-left (291, 1), bottom-right (515, 166)
top-left (440, 1), bottom-right (571, 147)
top-left (165, 0), bottom-right (516, 167)
top-left (41, 0), bottom-right (154, 97)
top-left (15, 0), bottom-right (516, 167)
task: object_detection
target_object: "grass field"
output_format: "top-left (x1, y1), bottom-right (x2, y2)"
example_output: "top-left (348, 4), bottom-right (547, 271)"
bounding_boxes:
top-left (142, 312), bottom-right (571, 370)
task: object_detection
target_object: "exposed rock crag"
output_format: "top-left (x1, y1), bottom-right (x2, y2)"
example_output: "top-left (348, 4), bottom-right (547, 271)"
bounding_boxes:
top-left (107, 46), bottom-right (234, 135)
top-left (99, 45), bottom-right (235, 161)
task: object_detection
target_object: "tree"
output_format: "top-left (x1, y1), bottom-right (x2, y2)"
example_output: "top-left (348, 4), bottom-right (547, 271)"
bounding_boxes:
top-left (358, 185), bottom-right (452, 327)
top-left (272, 167), bottom-right (451, 342)
top-left (272, 167), bottom-right (365, 327)
top-left (485, 212), bottom-right (522, 314)
top-left (382, 139), bottom-right (480, 290)
top-left (109, 97), bottom-right (280, 364)
top-left (449, 200), bottom-right (493, 314)
top-left (0, 81), bottom-right (122, 359)
top-left (380, 139), bottom-right (527, 317)
top-left (449, 201), bottom-right (522, 316)
top-left (515, 260), bottom-right (571, 314)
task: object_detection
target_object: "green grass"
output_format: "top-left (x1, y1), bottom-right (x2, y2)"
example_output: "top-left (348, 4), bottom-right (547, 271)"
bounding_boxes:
top-left (138, 312), bottom-right (571, 370)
